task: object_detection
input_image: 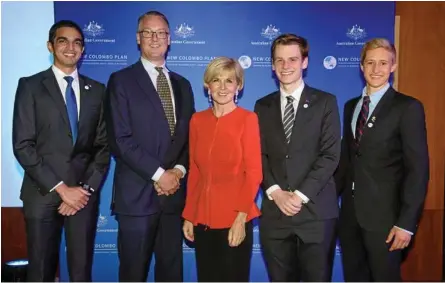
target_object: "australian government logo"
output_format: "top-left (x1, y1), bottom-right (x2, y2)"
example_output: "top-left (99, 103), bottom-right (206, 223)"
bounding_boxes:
top-left (238, 55), bottom-right (272, 69)
top-left (323, 55), bottom-right (361, 69)
top-left (182, 242), bottom-right (194, 253)
top-left (251, 24), bottom-right (281, 46)
top-left (172, 23), bottom-right (205, 45)
top-left (336, 24), bottom-right (367, 46)
top-left (96, 214), bottom-right (117, 233)
top-left (83, 21), bottom-right (115, 44)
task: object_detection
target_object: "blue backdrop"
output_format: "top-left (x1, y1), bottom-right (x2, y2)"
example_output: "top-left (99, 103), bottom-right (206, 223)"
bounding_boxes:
top-left (54, 1), bottom-right (395, 281)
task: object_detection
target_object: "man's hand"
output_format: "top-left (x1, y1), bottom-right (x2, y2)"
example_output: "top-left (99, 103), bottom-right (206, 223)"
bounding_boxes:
top-left (156, 169), bottom-right (181, 196)
top-left (58, 202), bottom-right (78, 216)
top-left (183, 220), bottom-right (195, 242)
top-left (386, 226), bottom-right (412, 251)
top-left (270, 189), bottom-right (302, 216)
top-left (228, 212), bottom-right (247, 247)
top-left (55, 184), bottom-right (90, 211)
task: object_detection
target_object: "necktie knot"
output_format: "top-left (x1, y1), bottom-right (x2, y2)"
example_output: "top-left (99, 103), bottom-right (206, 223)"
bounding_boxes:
top-left (286, 96), bottom-right (294, 104)
top-left (64, 76), bottom-right (74, 85)
top-left (363, 95), bottom-right (370, 105)
top-left (155, 66), bottom-right (164, 74)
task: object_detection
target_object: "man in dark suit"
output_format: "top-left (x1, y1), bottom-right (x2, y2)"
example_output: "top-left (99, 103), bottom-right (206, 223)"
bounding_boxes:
top-left (335, 38), bottom-right (429, 281)
top-left (104, 11), bottom-right (195, 282)
top-left (12, 20), bottom-right (110, 281)
top-left (254, 33), bottom-right (341, 282)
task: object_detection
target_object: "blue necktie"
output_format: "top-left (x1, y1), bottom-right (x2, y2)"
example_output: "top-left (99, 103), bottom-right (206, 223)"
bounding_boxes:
top-left (64, 76), bottom-right (78, 144)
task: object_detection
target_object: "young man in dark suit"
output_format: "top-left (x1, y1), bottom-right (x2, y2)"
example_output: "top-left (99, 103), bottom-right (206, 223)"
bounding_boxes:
top-left (335, 38), bottom-right (429, 281)
top-left (254, 33), bottom-right (341, 282)
top-left (104, 11), bottom-right (195, 282)
top-left (12, 20), bottom-right (110, 281)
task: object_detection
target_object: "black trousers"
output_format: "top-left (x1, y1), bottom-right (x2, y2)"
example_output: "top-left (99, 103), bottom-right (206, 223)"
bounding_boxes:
top-left (117, 212), bottom-right (183, 282)
top-left (194, 221), bottom-right (253, 282)
top-left (260, 219), bottom-right (337, 282)
top-left (339, 204), bottom-right (402, 282)
top-left (23, 196), bottom-right (98, 282)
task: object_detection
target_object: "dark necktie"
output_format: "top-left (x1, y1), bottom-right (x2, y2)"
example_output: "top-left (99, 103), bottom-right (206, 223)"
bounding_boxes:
top-left (355, 95), bottom-right (370, 146)
top-left (155, 67), bottom-right (175, 135)
top-left (283, 96), bottom-right (295, 144)
top-left (64, 76), bottom-right (78, 144)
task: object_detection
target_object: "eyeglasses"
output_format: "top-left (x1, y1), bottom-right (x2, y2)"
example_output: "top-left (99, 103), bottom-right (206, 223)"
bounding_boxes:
top-left (138, 30), bottom-right (169, 39)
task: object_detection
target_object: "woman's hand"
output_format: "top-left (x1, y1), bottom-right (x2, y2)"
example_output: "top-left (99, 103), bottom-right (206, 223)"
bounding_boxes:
top-left (183, 220), bottom-right (195, 242)
top-left (228, 212), bottom-right (247, 247)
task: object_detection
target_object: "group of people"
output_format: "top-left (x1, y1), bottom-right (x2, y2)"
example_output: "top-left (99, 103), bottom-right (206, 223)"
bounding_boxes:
top-left (12, 9), bottom-right (429, 283)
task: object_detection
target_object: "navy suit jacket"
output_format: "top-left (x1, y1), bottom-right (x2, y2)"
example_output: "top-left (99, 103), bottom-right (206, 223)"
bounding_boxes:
top-left (105, 60), bottom-right (195, 215)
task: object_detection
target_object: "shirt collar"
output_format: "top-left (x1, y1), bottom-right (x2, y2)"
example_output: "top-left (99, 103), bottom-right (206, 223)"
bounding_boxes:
top-left (361, 83), bottom-right (390, 105)
top-left (51, 65), bottom-right (78, 82)
top-left (280, 81), bottom-right (305, 102)
top-left (140, 57), bottom-right (169, 74)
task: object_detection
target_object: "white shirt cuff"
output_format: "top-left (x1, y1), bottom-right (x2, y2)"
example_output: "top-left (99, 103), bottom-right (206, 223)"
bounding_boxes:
top-left (294, 190), bottom-right (310, 203)
top-left (266, 185), bottom-right (280, 200)
top-left (50, 181), bottom-right (64, 192)
top-left (152, 167), bottom-right (165, 182)
top-left (174, 165), bottom-right (186, 178)
top-left (394, 226), bottom-right (413, 235)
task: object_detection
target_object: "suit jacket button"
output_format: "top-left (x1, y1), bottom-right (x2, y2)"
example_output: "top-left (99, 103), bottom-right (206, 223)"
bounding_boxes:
top-left (286, 155), bottom-right (290, 159)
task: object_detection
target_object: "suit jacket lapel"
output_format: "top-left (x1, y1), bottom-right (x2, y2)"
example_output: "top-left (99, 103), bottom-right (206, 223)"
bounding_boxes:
top-left (42, 68), bottom-right (70, 127)
top-left (133, 61), bottom-right (166, 120)
top-left (288, 86), bottom-right (316, 149)
top-left (169, 73), bottom-right (182, 133)
top-left (77, 75), bottom-right (89, 140)
top-left (269, 92), bottom-right (287, 145)
top-left (360, 87), bottom-right (395, 145)
top-left (347, 96), bottom-right (360, 141)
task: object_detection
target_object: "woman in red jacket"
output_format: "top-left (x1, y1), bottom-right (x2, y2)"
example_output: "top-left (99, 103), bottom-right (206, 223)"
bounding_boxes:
top-left (182, 57), bottom-right (262, 282)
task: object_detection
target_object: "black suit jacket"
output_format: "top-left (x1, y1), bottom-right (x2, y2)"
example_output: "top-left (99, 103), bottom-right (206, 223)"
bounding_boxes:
top-left (13, 68), bottom-right (110, 204)
top-left (335, 87), bottom-right (429, 233)
top-left (105, 60), bottom-right (195, 216)
top-left (255, 85), bottom-right (341, 230)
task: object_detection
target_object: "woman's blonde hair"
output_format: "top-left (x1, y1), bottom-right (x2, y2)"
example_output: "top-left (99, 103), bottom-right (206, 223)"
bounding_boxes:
top-left (203, 57), bottom-right (244, 90)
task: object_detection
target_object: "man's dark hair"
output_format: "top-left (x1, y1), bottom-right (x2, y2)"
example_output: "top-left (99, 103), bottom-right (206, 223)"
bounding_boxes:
top-left (48, 20), bottom-right (85, 46)
top-left (137, 11), bottom-right (170, 31)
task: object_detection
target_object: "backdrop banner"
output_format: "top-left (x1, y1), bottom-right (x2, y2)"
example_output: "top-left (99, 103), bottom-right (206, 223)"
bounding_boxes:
top-left (54, 1), bottom-right (395, 281)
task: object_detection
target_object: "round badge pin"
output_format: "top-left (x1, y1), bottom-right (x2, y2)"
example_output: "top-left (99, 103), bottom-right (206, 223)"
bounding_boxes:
top-left (368, 123), bottom-right (373, 128)
top-left (303, 104), bottom-right (308, 108)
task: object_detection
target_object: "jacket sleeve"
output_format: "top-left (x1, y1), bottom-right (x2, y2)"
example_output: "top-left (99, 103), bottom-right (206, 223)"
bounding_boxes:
top-left (235, 112), bottom-right (263, 213)
top-left (104, 73), bottom-right (162, 181)
top-left (13, 78), bottom-right (60, 194)
top-left (254, 101), bottom-right (278, 192)
top-left (297, 95), bottom-right (342, 201)
top-left (395, 99), bottom-right (429, 233)
top-left (83, 83), bottom-right (110, 191)
top-left (182, 115), bottom-right (199, 223)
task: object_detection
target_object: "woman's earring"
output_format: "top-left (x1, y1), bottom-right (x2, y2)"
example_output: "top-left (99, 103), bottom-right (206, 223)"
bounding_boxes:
top-left (234, 90), bottom-right (239, 104)
top-left (208, 91), bottom-right (213, 106)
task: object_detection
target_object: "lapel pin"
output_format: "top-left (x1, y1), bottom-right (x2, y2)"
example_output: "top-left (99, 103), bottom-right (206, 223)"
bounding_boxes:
top-left (84, 85), bottom-right (91, 90)
top-left (368, 122), bottom-right (373, 128)
top-left (371, 116), bottom-right (376, 122)
top-left (303, 103), bottom-right (308, 108)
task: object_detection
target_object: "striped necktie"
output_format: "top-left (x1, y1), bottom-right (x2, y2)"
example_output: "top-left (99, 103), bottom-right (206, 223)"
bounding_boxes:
top-left (355, 95), bottom-right (370, 146)
top-left (283, 96), bottom-right (295, 144)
